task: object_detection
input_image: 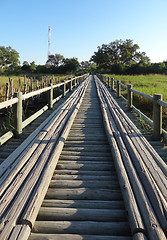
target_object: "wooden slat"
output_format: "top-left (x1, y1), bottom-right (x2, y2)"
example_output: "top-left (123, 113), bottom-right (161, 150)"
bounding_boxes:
top-left (29, 233), bottom-right (132, 240)
top-left (41, 199), bottom-right (124, 209)
top-left (95, 76), bottom-right (167, 239)
top-left (0, 76), bottom-right (90, 240)
top-left (32, 221), bottom-right (131, 236)
top-left (45, 188), bottom-right (122, 200)
top-left (37, 207), bottom-right (127, 221)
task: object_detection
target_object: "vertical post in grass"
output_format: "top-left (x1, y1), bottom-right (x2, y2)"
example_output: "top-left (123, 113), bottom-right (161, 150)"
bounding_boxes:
top-left (63, 80), bottom-right (66, 97)
top-left (111, 78), bottom-right (114, 91)
top-left (9, 78), bottom-right (14, 99)
top-left (5, 83), bottom-right (9, 101)
top-left (153, 94), bottom-right (162, 140)
top-left (116, 80), bottom-right (121, 98)
top-left (74, 77), bottom-right (76, 87)
top-left (24, 83), bottom-right (27, 94)
top-left (48, 83), bottom-right (53, 109)
top-left (31, 78), bottom-right (33, 92)
top-left (127, 84), bottom-right (133, 111)
top-left (13, 91), bottom-right (22, 137)
top-left (105, 76), bottom-right (107, 85)
top-left (108, 77), bottom-right (110, 88)
top-left (70, 78), bottom-right (73, 91)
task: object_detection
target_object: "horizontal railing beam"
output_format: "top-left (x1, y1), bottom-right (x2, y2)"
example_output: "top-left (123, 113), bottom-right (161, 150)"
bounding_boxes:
top-left (0, 74), bottom-right (88, 144)
top-left (99, 74), bottom-right (165, 141)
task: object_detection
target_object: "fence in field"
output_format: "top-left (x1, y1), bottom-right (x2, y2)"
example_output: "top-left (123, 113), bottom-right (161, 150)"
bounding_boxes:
top-left (97, 74), bottom-right (167, 142)
top-left (0, 74), bottom-right (88, 145)
top-left (1, 75), bottom-right (72, 101)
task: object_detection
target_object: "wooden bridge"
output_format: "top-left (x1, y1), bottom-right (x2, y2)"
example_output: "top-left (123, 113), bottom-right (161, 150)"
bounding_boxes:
top-left (0, 75), bottom-right (166, 240)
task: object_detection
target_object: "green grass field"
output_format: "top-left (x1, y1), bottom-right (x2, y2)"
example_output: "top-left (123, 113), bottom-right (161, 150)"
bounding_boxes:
top-left (106, 74), bottom-right (167, 101)
top-left (0, 74), bottom-right (70, 136)
top-left (0, 74), bottom-right (69, 101)
top-left (106, 74), bottom-right (167, 130)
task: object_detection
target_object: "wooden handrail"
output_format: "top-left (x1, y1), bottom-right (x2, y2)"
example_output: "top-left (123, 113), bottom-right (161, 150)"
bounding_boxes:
top-left (98, 74), bottom-right (166, 141)
top-left (0, 74), bottom-right (88, 145)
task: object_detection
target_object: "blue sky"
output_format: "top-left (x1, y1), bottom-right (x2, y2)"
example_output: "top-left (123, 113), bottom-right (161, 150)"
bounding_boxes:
top-left (1, 0), bottom-right (167, 65)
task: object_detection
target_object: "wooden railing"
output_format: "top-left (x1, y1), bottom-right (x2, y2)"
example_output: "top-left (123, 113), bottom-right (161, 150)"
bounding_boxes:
top-left (0, 74), bottom-right (88, 145)
top-left (97, 74), bottom-right (167, 141)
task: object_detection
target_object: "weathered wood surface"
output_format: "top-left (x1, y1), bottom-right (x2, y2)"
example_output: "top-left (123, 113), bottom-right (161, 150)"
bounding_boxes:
top-left (95, 75), bottom-right (167, 239)
top-left (28, 78), bottom-right (132, 240)
top-left (0, 75), bottom-right (166, 240)
top-left (29, 234), bottom-right (132, 240)
top-left (0, 76), bottom-right (90, 240)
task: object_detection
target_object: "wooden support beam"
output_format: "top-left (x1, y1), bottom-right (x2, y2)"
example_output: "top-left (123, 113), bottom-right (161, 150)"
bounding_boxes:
top-left (63, 81), bottom-right (66, 97)
top-left (48, 83), bottom-right (53, 109)
top-left (116, 80), bottom-right (121, 98)
top-left (111, 78), bottom-right (114, 91)
top-left (153, 94), bottom-right (162, 140)
top-left (107, 77), bottom-right (110, 88)
top-left (13, 91), bottom-right (22, 137)
top-left (127, 84), bottom-right (133, 111)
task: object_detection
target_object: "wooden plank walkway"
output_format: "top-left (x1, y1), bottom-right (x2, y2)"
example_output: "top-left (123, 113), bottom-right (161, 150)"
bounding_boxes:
top-left (0, 87), bottom-right (78, 164)
top-left (0, 75), bottom-right (166, 240)
top-left (29, 78), bottom-right (132, 240)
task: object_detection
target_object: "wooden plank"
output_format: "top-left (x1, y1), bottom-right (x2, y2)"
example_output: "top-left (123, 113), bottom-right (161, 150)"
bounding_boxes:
top-left (59, 155), bottom-right (111, 161)
top-left (52, 174), bottom-right (116, 181)
top-left (56, 162), bottom-right (113, 171)
top-left (61, 151), bottom-right (111, 157)
top-left (62, 146), bottom-right (110, 152)
top-left (29, 233), bottom-right (132, 240)
top-left (98, 102), bottom-right (146, 235)
top-left (0, 131), bottom-right (14, 146)
top-left (37, 207), bottom-right (127, 221)
top-left (54, 169), bottom-right (113, 176)
top-left (19, 77), bottom-right (90, 230)
top-left (45, 188), bottom-right (122, 200)
top-left (97, 78), bottom-right (167, 233)
top-left (32, 221), bottom-right (131, 236)
top-left (0, 97), bottom-right (18, 110)
top-left (0, 76), bottom-right (91, 240)
top-left (22, 105), bottom-right (48, 129)
top-left (133, 233), bottom-right (148, 240)
top-left (0, 80), bottom-right (86, 191)
top-left (9, 225), bottom-right (31, 240)
top-left (49, 179), bottom-right (119, 189)
top-left (42, 199), bottom-right (124, 209)
top-left (95, 76), bottom-right (167, 239)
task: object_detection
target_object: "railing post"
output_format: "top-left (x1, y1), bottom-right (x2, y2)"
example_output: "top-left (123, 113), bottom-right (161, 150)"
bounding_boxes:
top-left (70, 79), bottom-right (73, 91)
top-left (74, 77), bottom-right (76, 87)
top-left (63, 81), bottom-right (66, 97)
top-left (48, 83), bottom-right (53, 109)
top-left (107, 77), bottom-right (110, 88)
top-left (127, 84), bottom-right (133, 111)
top-left (13, 92), bottom-right (22, 137)
top-left (153, 94), bottom-right (162, 140)
top-left (5, 83), bottom-right (9, 101)
top-left (24, 84), bottom-right (27, 94)
top-left (111, 78), bottom-right (114, 91)
top-left (116, 80), bottom-right (121, 98)
top-left (105, 76), bottom-right (107, 85)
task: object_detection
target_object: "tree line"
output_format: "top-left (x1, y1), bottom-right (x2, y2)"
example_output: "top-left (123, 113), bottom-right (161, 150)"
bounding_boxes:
top-left (90, 39), bottom-right (167, 75)
top-left (0, 40), bottom-right (167, 75)
top-left (0, 47), bottom-right (81, 75)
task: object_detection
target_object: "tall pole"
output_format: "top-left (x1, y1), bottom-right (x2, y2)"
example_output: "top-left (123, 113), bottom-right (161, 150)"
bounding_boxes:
top-left (48, 26), bottom-right (51, 59)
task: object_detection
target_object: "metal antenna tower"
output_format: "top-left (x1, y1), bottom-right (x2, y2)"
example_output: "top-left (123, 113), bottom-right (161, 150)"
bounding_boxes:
top-left (48, 26), bottom-right (51, 59)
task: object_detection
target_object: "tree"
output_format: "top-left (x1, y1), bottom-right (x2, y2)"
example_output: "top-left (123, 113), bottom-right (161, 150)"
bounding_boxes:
top-left (90, 39), bottom-right (150, 67)
top-left (30, 61), bottom-right (36, 72)
top-left (46, 53), bottom-right (64, 67)
top-left (62, 57), bottom-right (79, 73)
top-left (0, 46), bottom-right (20, 69)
